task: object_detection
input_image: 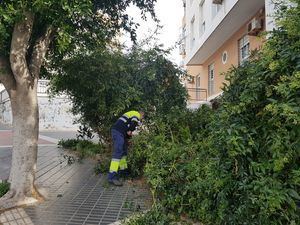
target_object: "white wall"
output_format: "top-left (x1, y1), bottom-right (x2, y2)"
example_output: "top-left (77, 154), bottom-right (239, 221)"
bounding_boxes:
top-left (0, 92), bottom-right (79, 130)
top-left (38, 95), bottom-right (79, 130)
top-left (265, 0), bottom-right (276, 31)
top-left (0, 84), bottom-right (4, 92)
top-left (185, 0), bottom-right (238, 61)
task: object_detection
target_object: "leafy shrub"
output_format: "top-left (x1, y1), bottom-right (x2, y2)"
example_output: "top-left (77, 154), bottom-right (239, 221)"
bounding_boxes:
top-left (51, 46), bottom-right (187, 141)
top-left (76, 125), bottom-right (95, 140)
top-left (58, 139), bottom-right (79, 150)
top-left (94, 159), bottom-right (110, 174)
top-left (0, 181), bottom-right (10, 197)
top-left (124, 204), bottom-right (175, 225)
top-left (128, 105), bottom-right (214, 178)
top-left (128, 131), bottom-right (155, 178)
top-left (126, 1), bottom-right (300, 224)
top-left (58, 139), bottom-right (105, 159)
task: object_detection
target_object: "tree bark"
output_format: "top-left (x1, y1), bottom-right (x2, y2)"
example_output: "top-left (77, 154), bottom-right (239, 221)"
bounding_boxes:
top-left (0, 12), bottom-right (53, 210)
top-left (11, 81), bottom-right (39, 197)
top-left (0, 82), bottom-right (40, 210)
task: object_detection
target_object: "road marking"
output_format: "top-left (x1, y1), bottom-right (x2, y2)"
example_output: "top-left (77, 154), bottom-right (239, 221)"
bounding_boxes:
top-left (39, 135), bottom-right (59, 144)
top-left (0, 144), bottom-right (57, 148)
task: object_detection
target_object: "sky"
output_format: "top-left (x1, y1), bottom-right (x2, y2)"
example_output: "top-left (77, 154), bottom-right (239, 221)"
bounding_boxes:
top-left (123, 0), bottom-right (184, 65)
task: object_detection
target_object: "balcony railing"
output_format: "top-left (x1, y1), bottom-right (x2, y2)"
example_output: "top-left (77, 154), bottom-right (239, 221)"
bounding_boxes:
top-left (187, 88), bottom-right (207, 101)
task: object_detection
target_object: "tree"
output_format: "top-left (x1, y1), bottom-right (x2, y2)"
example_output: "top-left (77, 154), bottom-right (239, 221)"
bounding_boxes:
top-left (0, 0), bottom-right (156, 209)
top-left (50, 46), bottom-right (187, 142)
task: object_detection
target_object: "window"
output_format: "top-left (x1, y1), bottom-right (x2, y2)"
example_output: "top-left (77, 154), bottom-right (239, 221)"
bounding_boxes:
top-left (201, 21), bottom-right (206, 35)
top-left (212, 2), bottom-right (222, 19)
top-left (222, 51), bottom-right (228, 64)
top-left (208, 63), bottom-right (214, 96)
top-left (199, 0), bottom-right (205, 36)
top-left (238, 35), bottom-right (250, 64)
top-left (190, 16), bottom-right (195, 48)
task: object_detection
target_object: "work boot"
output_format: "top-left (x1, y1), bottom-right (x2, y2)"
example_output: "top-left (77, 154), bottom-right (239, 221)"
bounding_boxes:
top-left (108, 178), bottom-right (123, 186)
top-left (108, 172), bottom-right (123, 186)
top-left (118, 169), bottom-right (130, 179)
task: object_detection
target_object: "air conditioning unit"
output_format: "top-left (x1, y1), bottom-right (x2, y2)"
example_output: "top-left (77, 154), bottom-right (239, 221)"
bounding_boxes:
top-left (213, 0), bottom-right (223, 4)
top-left (247, 18), bottom-right (263, 36)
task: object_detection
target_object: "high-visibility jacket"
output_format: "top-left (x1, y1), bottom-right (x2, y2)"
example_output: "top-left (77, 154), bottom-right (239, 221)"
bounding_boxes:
top-left (112, 111), bottom-right (141, 136)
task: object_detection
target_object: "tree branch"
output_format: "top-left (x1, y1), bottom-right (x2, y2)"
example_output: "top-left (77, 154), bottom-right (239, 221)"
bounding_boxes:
top-left (29, 26), bottom-right (54, 78)
top-left (9, 12), bottom-right (34, 83)
top-left (0, 56), bottom-right (16, 92)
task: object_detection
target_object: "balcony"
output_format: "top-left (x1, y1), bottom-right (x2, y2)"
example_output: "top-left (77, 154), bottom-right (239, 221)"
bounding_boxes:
top-left (187, 88), bottom-right (207, 101)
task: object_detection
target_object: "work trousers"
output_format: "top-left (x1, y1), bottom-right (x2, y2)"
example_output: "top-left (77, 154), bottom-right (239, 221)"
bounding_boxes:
top-left (108, 129), bottom-right (128, 181)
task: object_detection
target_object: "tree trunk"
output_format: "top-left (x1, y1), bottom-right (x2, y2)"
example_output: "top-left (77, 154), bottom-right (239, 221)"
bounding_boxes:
top-left (10, 80), bottom-right (39, 195)
top-left (0, 12), bottom-right (54, 210)
top-left (0, 80), bottom-right (40, 210)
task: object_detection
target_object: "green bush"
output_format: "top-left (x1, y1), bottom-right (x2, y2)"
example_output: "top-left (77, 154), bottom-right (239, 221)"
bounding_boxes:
top-left (58, 139), bottom-right (79, 150)
top-left (126, 1), bottom-right (300, 224)
top-left (127, 133), bottom-right (151, 178)
top-left (94, 158), bottom-right (111, 174)
top-left (124, 204), bottom-right (175, 225)
top-left (128, 105), bottom-right (214, 178)
top-left (51, 46), bottom-right (187, 141)
top-left (58, 139), bottom-right (105, 159)
top-left (0, 181), bottom-right (10, 197)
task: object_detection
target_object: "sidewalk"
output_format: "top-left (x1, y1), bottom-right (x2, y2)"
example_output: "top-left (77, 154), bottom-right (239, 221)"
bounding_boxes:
top-left (0, 127), bottom-right (152, 225)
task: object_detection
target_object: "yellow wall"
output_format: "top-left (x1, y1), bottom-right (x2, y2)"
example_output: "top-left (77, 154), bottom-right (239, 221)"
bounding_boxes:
top-left (186, 8), bottom-right (265, 101)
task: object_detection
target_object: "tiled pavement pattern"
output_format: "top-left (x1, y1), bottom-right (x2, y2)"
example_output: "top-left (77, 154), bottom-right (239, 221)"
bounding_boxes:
top-left (0, 146), bottom-right (152, 225)
top-left (0, 208), bottom-right (34, 225)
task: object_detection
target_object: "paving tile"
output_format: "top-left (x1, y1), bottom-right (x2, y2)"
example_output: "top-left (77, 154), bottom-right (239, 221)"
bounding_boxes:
top-left (0, 145), bottom-right (152, 225)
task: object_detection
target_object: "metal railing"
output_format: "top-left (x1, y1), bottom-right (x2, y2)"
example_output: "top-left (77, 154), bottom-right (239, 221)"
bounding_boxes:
top-left (0, 89), bottom-right (9, 103)
top-left (0, 80), bottom-right (50, 104)
top-left (187, 88), bottom-right (208, 101)
top-left (37, 79), bottom-right (50, 94)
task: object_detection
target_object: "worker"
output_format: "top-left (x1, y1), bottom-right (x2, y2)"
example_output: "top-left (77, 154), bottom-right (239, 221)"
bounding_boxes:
top-left (108, 110), bottom-right (144, 186)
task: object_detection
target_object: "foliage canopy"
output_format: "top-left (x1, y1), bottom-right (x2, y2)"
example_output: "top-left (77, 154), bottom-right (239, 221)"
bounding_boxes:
top-left (0, 0), bottom-right (157, 67)
top-left (51, 46), bottom-right (187, 141)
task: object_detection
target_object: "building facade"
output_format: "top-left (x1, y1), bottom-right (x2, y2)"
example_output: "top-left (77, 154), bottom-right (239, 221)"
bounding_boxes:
top-left (180, 0), bottom-right (276, 107)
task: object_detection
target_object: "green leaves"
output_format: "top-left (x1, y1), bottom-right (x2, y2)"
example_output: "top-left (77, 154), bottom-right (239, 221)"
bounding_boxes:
top-left (0, 0), bottom-right (157, 61)
top-left (125, 1), bottom-right (300, 224)
top-left (0, 181), bottom-right (10, 198)
top-left (50, 46), bottom-right (187, 141)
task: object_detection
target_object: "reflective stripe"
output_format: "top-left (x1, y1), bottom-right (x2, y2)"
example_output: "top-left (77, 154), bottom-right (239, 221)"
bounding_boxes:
top-left (119, 156), bottom-right (127, 170)
top-left (131, 117), bottom-right (139, 123)
top-left (122, 114), bottom-right (129, 119)
top-left (118, 117), bottom-right (127, 123)
top-left (109, 161), bottom-right (119, 172)
top-left (109, 159), bottom-right (120, 172)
